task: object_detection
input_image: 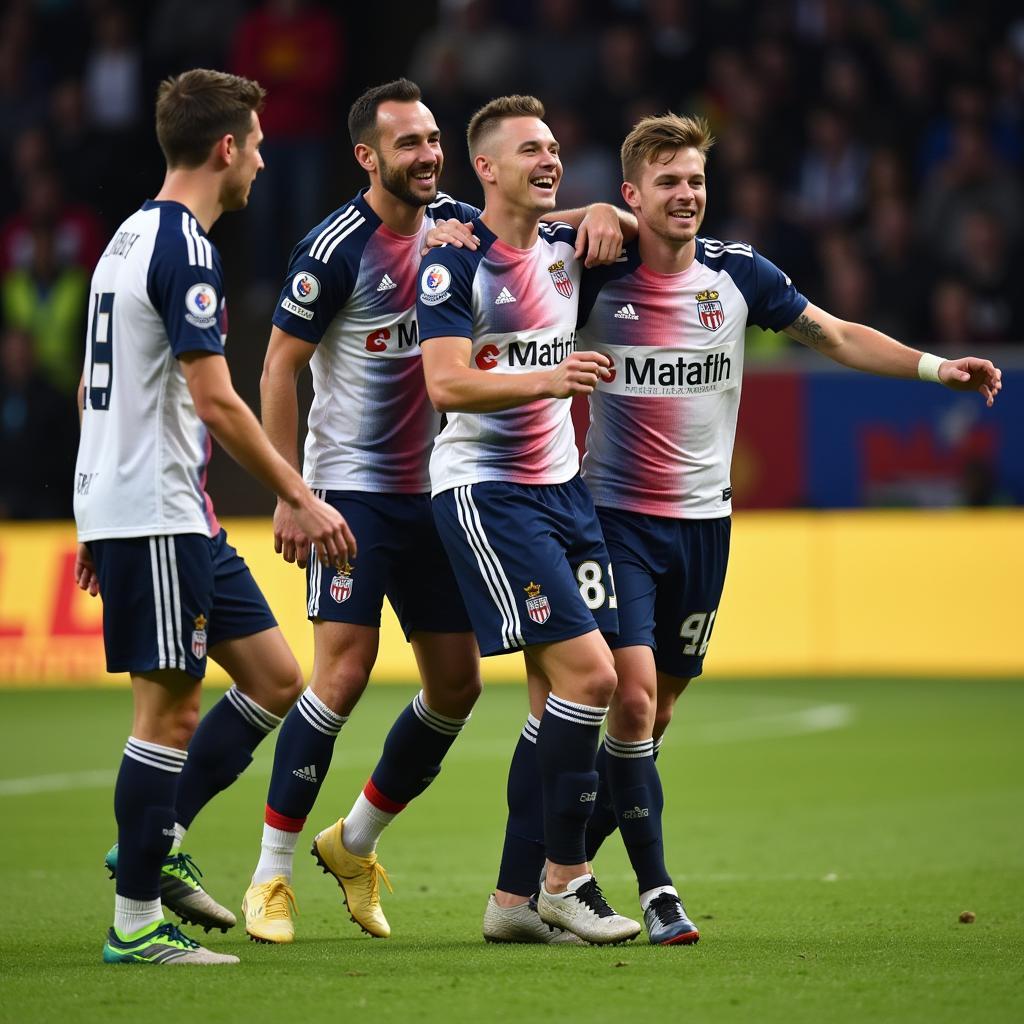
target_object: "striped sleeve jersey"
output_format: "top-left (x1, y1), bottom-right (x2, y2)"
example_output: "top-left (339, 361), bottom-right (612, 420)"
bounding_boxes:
top-left (74, 200), bottom-right (227, 541)
top-left (272, 189), bottom-right (480, 493)
top-left (575, 237), bottom-right (808, 518)
top-left (416, 218), bottom-right (582, 496)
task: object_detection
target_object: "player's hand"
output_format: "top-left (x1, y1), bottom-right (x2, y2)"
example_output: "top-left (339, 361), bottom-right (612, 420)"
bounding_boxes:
top-left (273, 498), bottom-right (313, 568)
top-left (291, 491), bottom-right (357, 569)
top-left (421, 218), bottom-right (479, 256)
top-left (575, 203), bottom-right (624, 268)
top-left (938, 357), bottom-right (1003, 408)
top-left (74, 543), bottom-right (100, 597)
top-left (546, 350), bottom-right (613, 398)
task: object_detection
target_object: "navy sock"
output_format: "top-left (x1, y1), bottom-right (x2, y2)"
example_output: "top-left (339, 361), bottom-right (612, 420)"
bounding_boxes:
top-left (367, 691), bottom-right (469, 808)
top-left (175, 686), bottom-right (281, 829)
top-left (496, 715), bottom-right (546, 897)
top-left (605, 734), bottom-right (671, 893)
top-left (585, 743), bottom-right (618, 861)
top-left (534, 695), bottom-right (607, 866)
top-left (265, 688), bottom-right (347, 830)
top-left (114, 737), bottom-right (187, 900)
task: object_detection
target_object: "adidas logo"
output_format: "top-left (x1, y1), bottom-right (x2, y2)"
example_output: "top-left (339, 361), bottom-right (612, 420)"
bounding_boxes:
top-left (614, 303), bottom-right (639, 320)
top-left (292, 764), bottom-right (318, 783)
top-left (376, 273), bottom-right (397, 292)
top-left (495, 286), bottom-right (516, 305)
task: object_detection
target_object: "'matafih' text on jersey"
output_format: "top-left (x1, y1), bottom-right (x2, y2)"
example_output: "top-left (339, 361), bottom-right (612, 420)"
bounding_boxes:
top-left (273, 190), bottom-right (479, 493)
top-left (576, 238), bottom-right (807, 518)
top-left (75, 200), bottom-right (227, 541)
top-left (416, 219), bottom-right (581, 495)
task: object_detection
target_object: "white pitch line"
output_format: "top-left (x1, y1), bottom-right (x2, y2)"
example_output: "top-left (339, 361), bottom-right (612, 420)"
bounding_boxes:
top-left (0, 703), bottom-right (854, 797)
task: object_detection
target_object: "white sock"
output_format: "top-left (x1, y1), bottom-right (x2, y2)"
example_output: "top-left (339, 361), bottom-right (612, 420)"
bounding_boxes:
top-left (114, 896), bottom-right (163, 937)
top-left (252, 824), bottom-right (301, 884)
top-left (639, 884), bottom-right (678, 912)
top-left (342, 793), bottom-right (397, 857)
top-left (168, 822), bottom-right (186, 856)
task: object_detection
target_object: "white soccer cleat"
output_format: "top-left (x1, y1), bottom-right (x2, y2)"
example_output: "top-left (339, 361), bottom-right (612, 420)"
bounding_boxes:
top-left (536, 874), bottom-right (641, 945)
top-left (482, 895), bottom-right (585, 944)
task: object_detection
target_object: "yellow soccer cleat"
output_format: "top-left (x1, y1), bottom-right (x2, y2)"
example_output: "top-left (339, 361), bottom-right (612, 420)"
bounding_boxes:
top-left (311, 818), bottom-right (393, 938)
top-left (242, 876), bottom-right (297, 944)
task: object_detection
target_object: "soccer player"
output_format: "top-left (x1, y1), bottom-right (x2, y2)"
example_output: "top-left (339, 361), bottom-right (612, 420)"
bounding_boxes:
top-left (570, 113), bottom-right (1002, 943)
top-left (416, 95), bottom-right (641, 945)
top-left (241, 79), bottom-right (625, 945)
top-left (74, 69), bottom-right (354, 965)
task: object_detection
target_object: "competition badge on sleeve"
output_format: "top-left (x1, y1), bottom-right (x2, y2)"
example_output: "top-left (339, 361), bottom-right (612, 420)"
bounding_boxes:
top-left (524, 581), bottom-right (551, 624)
top-left (696, 289), bottom-right (725, 331)
top-left (329, 562), bottom-right (354, 604)
top-left (547, 259), bottom-right (574, 299)
top-left (191, 614), bottom-right (208, 659)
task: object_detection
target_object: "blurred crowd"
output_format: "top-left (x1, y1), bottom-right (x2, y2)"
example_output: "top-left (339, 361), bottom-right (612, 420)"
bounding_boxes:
top-left (1, 0), bottom-right (1022, 519)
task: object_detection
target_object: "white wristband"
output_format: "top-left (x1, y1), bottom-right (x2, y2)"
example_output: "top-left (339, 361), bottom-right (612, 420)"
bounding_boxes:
top-left (917, 352), bottom-right (943, 383)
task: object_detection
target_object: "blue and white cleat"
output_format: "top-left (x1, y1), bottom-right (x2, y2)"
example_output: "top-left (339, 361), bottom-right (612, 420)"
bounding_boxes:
top-left (102, 920), bottom-right (238, 964)
top-left (644, 893), bottom-right (700, 945)
top-left (105, 844), bottom-right (237, 933)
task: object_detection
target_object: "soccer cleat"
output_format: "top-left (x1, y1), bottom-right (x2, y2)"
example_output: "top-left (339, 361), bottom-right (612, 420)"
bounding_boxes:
top-left (102, 920), bottom-right (239, 965)
top-left (311, 818), bottom-right (393, 938)
top-left (242, 876), bottom-right (298, 944)
top-left (536, 874), bottom-right (642, 945)
top-left (644, 893), bottom-right (700, 945)
top-left (482, 894), bottom-right (585, 944)
top-left (104, 844), bottom-right (237, 933)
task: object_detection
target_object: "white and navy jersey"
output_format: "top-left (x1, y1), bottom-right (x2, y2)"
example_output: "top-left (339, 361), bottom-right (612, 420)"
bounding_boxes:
top-left (273, 189), bottom-right (480, 493)
top-left (576, 238), bottom-right (808, 518)
top-left (75, 200), bottom-right (227, 541)
top-left (416, 219), bottom-right (582, 495)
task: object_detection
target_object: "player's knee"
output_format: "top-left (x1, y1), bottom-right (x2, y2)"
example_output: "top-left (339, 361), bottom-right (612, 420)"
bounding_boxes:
top-left (312, 664), bottom-right (371, 715)
top-left (613, 685), bottom-right (655, 736)
top-left (575, 664), bottom-right (618, 709)
top-left (166, 703), bottom-right (200, 749)
top-left (653, 702), bottom-right (676, 740)
top-left (430, 670), bottom-right (482, 717)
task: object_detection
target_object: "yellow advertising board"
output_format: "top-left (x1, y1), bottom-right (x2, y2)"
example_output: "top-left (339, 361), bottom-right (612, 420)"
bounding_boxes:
top-left (0, 511), bottom-right (1021, 686)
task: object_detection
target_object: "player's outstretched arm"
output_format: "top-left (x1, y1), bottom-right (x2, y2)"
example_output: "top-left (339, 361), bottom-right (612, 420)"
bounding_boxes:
top-left (180, 350), bottom-right (356, 566)
top-left (545, 203), bottom-right (638, 268)
top-left (783, 302), bottom-right (1003, 407)
top-left (421, 336), bottom-right (612, 413)
top-left (260, 326), bottom-right (320, 568)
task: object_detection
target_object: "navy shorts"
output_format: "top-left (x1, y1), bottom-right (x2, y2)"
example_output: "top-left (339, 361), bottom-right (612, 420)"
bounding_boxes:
top-left (598, 507), bottom-right (730, 679)
top-left (88, 529), bottom-right (277, 679)
top-left (433, 477), bottom-right (618, 657)
top-left (306, 490), bottom-right (471, 638)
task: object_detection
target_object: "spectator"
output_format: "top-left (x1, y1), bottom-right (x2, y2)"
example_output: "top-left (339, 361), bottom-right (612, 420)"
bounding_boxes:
top-left (795, 105), bottom-right (869, 227)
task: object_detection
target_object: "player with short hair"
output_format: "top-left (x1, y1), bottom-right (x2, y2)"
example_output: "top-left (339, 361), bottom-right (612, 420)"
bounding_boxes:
top-left (572, 112), bottom-right (1000, 943)
top-left (417, 94), bottom-right (641, 946)
top-left (74, 68), bottom-right (353, 966)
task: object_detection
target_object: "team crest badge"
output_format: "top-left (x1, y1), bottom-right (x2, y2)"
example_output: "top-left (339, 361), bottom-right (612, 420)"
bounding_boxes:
top-left (548, 259), bottom-right (574, 299)
top-left (329, 562), bottom-right (354, 603)
top-left (524, 581), bottom-right (551, 624)
top-left (191, 614), bottom-right (208, 659)
top-left (696, 289), bottom-right (725, 331)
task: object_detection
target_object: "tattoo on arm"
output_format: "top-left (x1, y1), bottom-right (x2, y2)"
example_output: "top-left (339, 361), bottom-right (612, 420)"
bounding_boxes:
top-left (791, 313), bottom-right (827, 346)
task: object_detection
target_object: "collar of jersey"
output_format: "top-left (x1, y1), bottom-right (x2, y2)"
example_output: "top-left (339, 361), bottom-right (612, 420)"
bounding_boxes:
top-left (142, 198), bottom-right (206, 234)
top-left (473, 218), bottom-right (540, 261)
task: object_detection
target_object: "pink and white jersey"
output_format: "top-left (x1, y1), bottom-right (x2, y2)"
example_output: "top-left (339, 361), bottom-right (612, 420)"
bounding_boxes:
top-left (576, 238), bottom-right (807, 518)
top-left (273, 190), bottom-right (479, 493)
top-left (416, 219), bottom-right (582, 495)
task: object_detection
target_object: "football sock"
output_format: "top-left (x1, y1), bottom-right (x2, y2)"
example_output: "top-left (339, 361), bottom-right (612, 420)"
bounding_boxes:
top-left (605, 734), bottom-right (672, 893)
top-left (175, 685), bottom-right (282, 829)
top-left (495, 715), bottom-right (546, 897)
top-left (262, 688), bottom-right (348, 843)
top-left (534, 695), bottom-right (607, 866)
top-left (113, 737), bottom-right (185, 902)
top-left (114, 895), bottom-right (163, 937)
top-left (640, 883), bottom-right (679, 912)
top-left (584, 742), bottom-right (618, 861)
top-left (252, 823), bottom-right (302, 885)
top-left (345, 691), bottom-right (470, 856)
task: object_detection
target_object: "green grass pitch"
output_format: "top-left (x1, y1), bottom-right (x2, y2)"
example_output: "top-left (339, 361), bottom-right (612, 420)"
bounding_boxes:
top-left (2, 678), bottom-right (1022, 1023)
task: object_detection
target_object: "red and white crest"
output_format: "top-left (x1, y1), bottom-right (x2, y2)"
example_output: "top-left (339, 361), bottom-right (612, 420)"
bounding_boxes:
top-left (548, 260), bottom-right (574, 299)
top-left (697, 299), bottom-right (725, 331)
top-left (329, 571), bottom-right (353, 603)
top-left (524, 581), bottom-right (551, 624)
top-left (191, 613), bottom-right (208, 659)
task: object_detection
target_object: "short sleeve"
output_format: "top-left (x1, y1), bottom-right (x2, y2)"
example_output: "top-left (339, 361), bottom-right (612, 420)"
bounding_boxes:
top-left (748, 251), bottom-right (808, 332)
top-left (147, 238), bottom-right (225, 358)
top-left (417, 247), bottom-right (477, 342)
top-left (271, 242), bottom-right (356, 344)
